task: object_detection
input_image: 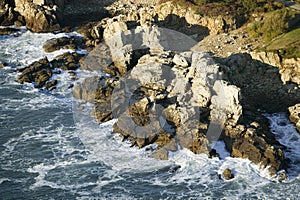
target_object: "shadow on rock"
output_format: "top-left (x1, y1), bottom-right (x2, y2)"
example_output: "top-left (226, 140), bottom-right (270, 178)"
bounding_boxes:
top-left (157, 14), bottom-right (210, 41)
top-left (219, 53), bottom-right (300, 114)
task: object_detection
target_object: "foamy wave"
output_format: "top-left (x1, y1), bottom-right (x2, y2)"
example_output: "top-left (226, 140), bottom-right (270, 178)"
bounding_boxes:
top-left (266, 113), bottom-right (300, 180)
top-left (0, 28), bottom-right (84, 68)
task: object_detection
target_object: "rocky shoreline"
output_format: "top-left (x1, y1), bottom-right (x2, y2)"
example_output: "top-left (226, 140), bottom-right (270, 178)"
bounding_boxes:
top-left (1, 0), bottom-right (300, 179)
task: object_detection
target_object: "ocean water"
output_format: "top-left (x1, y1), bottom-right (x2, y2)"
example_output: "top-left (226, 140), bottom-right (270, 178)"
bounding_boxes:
top-left (0, 29), bottom-right (300, 199)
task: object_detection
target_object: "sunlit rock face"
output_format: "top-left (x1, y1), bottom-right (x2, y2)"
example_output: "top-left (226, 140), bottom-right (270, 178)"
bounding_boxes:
top-left (73, 25), bottom-right (286, 176)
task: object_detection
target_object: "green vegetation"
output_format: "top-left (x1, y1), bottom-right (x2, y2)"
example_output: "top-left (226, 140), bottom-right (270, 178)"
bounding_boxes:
top-left (247, 8), bottom-right (300, 42)
top-left (264, 28), bottom-right (300, 58)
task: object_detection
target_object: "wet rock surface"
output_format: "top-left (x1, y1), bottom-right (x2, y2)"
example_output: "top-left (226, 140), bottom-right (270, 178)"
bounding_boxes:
top-left (17, 52), bottom-right (85, 88)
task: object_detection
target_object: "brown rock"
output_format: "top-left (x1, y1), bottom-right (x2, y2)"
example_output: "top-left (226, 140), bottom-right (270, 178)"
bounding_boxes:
top-left (45, 79), bottom-right (57, 90)
top-left (43, 36), bottom-right (85, 53)
top-left (0, 27), bottom-right (19, 35)
top-left (222, 168), bottom-right (234, 180)
top-left (18, 57), bottom-right (52, 88)
top-left (51, 52), bottom-right (85, 70)
top-left (14, 0), bottom-right (62, 32)
top-left (0, 1), bottom-right (18, 26)
top-left (226, 122), bottom-right (286, 176)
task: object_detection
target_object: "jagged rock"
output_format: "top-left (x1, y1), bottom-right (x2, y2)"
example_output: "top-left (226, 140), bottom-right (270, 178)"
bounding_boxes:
top-left (73, 76), bottom-right (118, 123)
top-left (0, 0), bottom-right (18, 26)
top-left (14, 0), bottom-right (63, 32)
top-left (17, 51), bottom-right (85, 89)
top-left (109, 50), bottom-right (240, 158)
top-left (18, 57), bottom-right (52, 88)
top-left (155, 2), bottom-right (241, 35)
top-left (43, 36), bottom-right (85, 53)
top-left (224, 117), bottom-right (286, 176)
top-left (222, 168), bottom-right (234, 180)
top-left (289, 104), bottom-right (300, 133)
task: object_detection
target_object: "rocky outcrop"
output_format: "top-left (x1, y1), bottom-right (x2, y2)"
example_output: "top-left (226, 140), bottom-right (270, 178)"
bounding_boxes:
top-left (74, 25), bottom-right (288, 176)
top-left (14, 0), bottom-right (63, 32)
top-left (289, 104), bottom-right (300, 133)
top-left (17, 57), bottom-right (53, 88)
top-left (155, 2), bottom-right (243, 35)
top-left (224, 119), bottom-right (286, 176)
top-left (1, 0), bottom-right (113, 33)
top-left (217, 52), bottom-right (300, 175)
top-left (222, 53), bottom-right (300, 113)
top-left (251, 51), bottom-right (300, 86)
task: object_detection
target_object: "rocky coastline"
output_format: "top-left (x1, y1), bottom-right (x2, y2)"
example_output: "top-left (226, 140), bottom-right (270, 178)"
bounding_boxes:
top-left (1, 0), bottom-right (300, 179)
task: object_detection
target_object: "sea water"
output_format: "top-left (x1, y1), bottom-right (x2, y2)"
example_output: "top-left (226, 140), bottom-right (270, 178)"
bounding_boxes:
top-left (0, 28), bottom-right (300, 199)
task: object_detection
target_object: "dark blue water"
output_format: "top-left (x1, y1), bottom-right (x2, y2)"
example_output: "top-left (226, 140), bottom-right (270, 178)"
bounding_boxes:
top-left (0, 29), bottom-right (300, 200)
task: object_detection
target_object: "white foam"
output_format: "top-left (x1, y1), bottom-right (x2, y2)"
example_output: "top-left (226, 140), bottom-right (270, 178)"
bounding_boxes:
top-left (0, 28), bottom-right (84, 68)
top-left (0, 178), bottom-right (10, 184)
top-left (211, 140), bottom-right (231, 159)
top-left (266, 113), bottom-right (300, 180)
